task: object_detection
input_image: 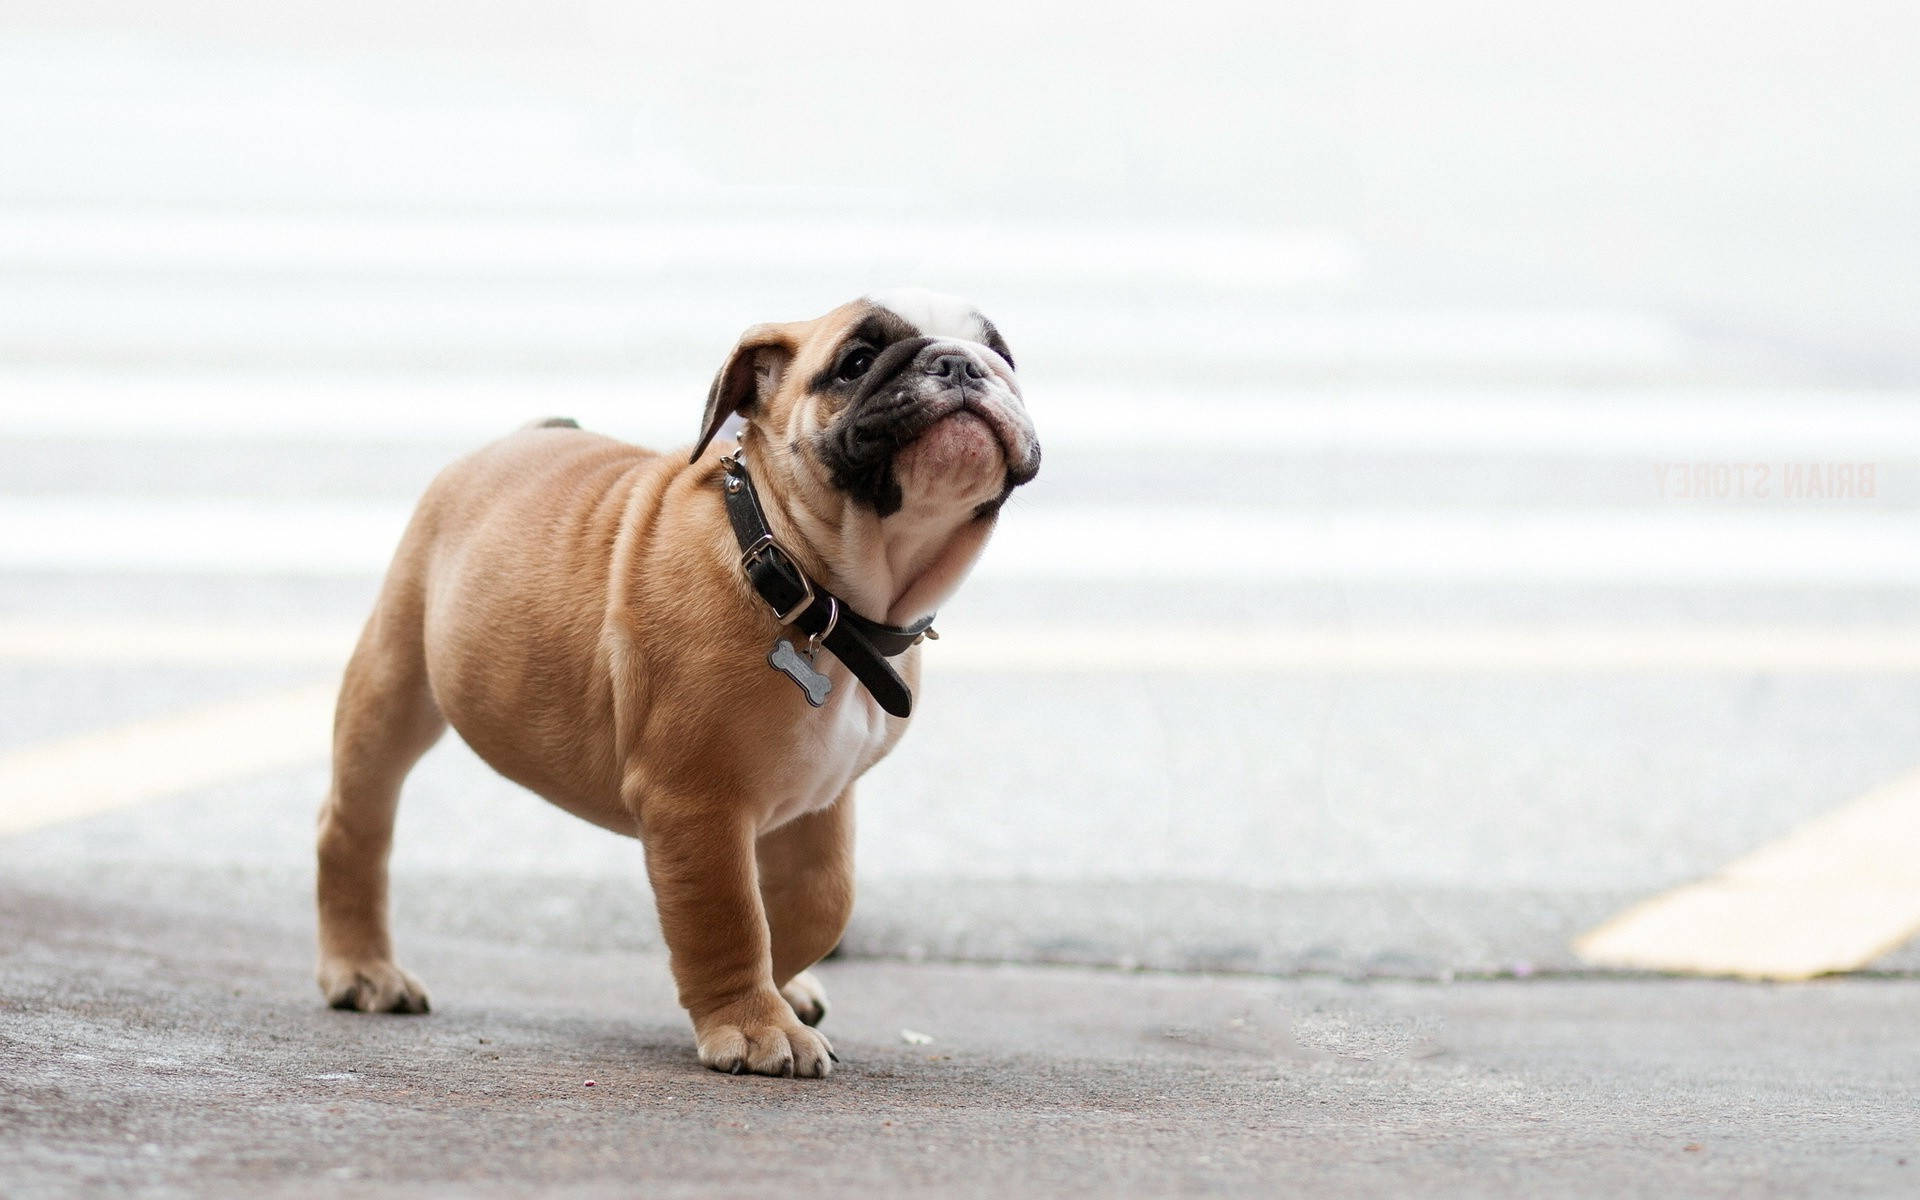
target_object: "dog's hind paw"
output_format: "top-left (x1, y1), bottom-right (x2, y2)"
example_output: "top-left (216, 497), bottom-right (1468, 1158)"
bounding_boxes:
top-left (318, 957), bottom-right (432, 1015)
top-left (780, 969), bottom-right (829, 1027)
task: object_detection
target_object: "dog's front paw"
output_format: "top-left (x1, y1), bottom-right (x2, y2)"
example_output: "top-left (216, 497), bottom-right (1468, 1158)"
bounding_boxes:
top-left (695, 991), bottom-right (835, 1078)
top-left (318, 957), bottom-right (431, 1015)
top-left (780, 970), bottom-right (829, 1027)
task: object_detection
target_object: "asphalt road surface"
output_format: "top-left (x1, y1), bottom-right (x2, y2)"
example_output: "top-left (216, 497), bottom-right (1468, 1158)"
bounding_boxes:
top-left (5, 868), bottom-right (1918, 1199)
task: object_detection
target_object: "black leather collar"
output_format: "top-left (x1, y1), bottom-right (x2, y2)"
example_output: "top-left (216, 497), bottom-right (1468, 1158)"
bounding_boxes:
top-left (719, 451), bottom-right (934, 718)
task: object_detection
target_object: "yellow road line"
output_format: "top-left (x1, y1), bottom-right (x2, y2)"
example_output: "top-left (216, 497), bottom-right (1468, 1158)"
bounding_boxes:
top-left (0, 684), bottom-right (336, 836)
top-left (10, 620), bottom-right (1920, 672)
top-left (1574, 767), bottom-right (1920, 980)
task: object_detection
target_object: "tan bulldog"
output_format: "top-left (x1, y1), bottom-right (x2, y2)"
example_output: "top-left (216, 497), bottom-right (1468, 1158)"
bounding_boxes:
top-left (315, 288), bottom-right (1040, 1077)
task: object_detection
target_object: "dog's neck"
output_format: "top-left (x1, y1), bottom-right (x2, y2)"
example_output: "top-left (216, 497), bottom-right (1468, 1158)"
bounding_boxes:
top-left (740, 440), bottom-right (994, 628)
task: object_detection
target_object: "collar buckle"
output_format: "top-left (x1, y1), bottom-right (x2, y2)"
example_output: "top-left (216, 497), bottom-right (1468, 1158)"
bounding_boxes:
top-left (739, 533), bottom-right (816, 625)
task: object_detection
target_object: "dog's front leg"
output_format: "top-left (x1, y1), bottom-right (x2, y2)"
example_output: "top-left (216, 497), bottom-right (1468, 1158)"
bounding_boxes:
top-left (641, 800), bottom-right (835, 1078)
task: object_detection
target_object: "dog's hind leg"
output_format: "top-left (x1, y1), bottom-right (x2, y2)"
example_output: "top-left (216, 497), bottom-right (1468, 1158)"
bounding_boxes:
top-left (315, 580), bottom-right (446, 1014)
top-left (758, 792), bottom-right (856, 1028)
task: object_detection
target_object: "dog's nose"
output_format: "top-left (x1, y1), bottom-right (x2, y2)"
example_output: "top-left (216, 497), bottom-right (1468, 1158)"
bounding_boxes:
top-left (924, 352), bottom-right (985, 382)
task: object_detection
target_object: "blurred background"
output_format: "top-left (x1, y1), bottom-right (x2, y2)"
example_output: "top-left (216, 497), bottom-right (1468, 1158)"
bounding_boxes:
top-left (3, 0), bottom-right (1918, 976)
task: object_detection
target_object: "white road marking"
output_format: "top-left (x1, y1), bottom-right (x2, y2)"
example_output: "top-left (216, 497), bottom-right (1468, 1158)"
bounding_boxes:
top-left (0, 211), bottom-right (1360, 290)
top-left (1574, 767), bottom-right (1920, 980)
top-left (993, 509), bottom-right (1920, 585)
top-left (928, 625), bottom-right (1920, 673)
top-left (0, 290), bottom-right (1688, 373)
top-left (0, 621), bottom-right (358, 665)
top-left (1073, 388), bottom-right (1920, 458)
top-left (4, 371), bottom-right (1916, 458)
top-left (0, 683), bottom-right (335, 837)
top-left (0, 370), bottom-right (699, 442)
top-left (7, 620), bottom-right (1920, 842)
top-left (0, 498), bottom-right (403, 574)
top-left (1, 500), bottom-right (1916, 584)
top-left (10, 619), bottom-right (1920, 674)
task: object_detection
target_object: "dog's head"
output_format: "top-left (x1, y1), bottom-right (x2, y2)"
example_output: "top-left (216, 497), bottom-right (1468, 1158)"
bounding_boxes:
top-left (691, 289), bottom-right (1041, 521)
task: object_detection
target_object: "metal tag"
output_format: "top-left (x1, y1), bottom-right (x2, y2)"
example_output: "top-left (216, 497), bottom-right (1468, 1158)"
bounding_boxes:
top-left (768, 638), bottom-right (832, 707)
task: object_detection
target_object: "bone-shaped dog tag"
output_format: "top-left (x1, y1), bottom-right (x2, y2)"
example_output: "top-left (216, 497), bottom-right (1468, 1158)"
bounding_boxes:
top-left (768, 638), bottom-right (832, 707)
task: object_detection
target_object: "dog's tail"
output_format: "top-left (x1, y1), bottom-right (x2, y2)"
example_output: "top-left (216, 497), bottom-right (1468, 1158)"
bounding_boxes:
top-left (523, 416), bottom-right (581, 430)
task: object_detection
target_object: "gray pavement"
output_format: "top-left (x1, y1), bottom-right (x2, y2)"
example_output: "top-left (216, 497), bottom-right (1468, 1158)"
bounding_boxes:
top-left (4, 866), bottom-right (1918, 1199)
top-left (7, 616), bottom-right (1920, 977)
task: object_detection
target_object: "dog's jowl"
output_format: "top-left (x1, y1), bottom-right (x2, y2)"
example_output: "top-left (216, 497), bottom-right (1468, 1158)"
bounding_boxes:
top-left (315, 290), bottom-right (1040, 1078)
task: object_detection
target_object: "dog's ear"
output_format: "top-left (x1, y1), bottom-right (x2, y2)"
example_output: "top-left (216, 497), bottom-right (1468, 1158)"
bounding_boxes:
top-left (691, 323), bottom-right (799, 463)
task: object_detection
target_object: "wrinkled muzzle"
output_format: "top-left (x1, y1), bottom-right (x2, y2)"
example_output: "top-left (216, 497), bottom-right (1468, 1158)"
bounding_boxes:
top-left (815, 339), bottom-right (1039, 517)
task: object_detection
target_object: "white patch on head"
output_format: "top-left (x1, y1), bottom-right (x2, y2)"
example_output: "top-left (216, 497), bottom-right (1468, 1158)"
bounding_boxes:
top-left (865, 287), bottom-right (986, 342)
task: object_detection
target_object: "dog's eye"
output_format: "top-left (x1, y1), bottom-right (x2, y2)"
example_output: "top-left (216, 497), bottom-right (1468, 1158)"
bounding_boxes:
top-left (836, 348), bottom-right (876, 382)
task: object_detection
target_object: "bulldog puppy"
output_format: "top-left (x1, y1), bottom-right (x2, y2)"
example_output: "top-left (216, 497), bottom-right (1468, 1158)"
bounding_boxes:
top-left (316, 289), bottom-right (1040, 1078)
